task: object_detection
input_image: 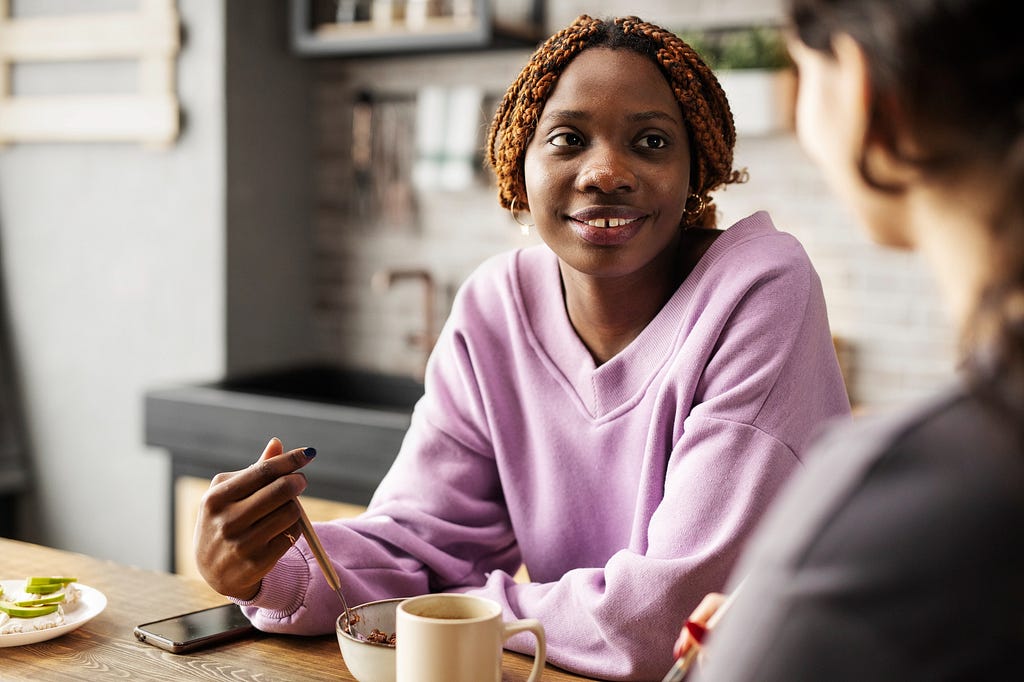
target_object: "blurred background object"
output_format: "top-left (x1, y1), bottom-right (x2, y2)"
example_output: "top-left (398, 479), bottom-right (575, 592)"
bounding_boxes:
top-left (0, 213), bottom-right (30, 539)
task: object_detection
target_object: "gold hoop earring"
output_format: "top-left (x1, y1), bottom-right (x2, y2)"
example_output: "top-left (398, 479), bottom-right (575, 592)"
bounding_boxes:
top-left (510, 196), bottom-right (534, 236)
top-left (684, 193), bottom-right (707, 224)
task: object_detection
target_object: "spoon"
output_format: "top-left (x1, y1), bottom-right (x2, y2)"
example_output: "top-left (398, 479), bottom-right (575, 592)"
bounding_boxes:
top-left (294, 499), bottom-right (354, 634)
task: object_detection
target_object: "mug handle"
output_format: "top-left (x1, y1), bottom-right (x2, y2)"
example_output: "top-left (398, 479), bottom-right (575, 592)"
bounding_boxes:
top-left (501, 619), bottom-right (546, 682)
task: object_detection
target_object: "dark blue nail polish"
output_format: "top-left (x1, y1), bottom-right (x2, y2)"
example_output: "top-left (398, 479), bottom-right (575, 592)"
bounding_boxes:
top-left (303, 447), bottom-right (317, 459)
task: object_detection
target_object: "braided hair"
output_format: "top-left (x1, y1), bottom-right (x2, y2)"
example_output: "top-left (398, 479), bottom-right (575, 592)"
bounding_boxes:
top-left (487, 15), bottom-right (746, 228)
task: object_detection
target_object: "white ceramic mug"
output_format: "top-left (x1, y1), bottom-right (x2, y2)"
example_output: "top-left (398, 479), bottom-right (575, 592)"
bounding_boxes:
top-left (395, 593), bottom-right (545, 682)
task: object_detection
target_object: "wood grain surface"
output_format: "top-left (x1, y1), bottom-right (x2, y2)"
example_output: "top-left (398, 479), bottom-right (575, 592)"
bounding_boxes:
top-left (0, 538), bottom-right (595, 681)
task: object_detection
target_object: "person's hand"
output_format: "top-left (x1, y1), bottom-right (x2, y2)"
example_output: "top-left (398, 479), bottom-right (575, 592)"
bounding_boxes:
top-left (673, 592), bottom-right (727, 661)
top-left (194, 437), bottom-right (316, 600)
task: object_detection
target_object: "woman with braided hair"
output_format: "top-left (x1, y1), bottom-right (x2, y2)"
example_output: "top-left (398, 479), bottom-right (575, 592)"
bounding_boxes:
top-left (193, 15), bottom-right (848, 680)
top-left (675, 0), bottom-right (1024, 679)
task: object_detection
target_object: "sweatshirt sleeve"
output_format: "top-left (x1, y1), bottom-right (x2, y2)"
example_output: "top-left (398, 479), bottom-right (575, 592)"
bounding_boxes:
top-left (233, 260), bottom-right (525, 634)
top-left (467, 425), bottom-right (805, 681)
top-left (234, 411), bottom-right (521, 634)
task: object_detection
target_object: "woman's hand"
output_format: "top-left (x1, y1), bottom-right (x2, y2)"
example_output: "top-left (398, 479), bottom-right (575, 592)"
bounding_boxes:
top-left (193, 437), bottom-right (316, 600)
top-left (673, 592), bottom-right (727, 661)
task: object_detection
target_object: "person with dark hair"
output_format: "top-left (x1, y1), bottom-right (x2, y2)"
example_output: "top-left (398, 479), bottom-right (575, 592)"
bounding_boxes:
top-left (193, 15), bottom-right (848, 680)
top-left (675, 0), bottom-right (1024, 679)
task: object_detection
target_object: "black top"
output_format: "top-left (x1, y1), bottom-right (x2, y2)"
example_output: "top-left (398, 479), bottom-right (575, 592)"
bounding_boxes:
top-left (695, 384), bottom-right (1024, 681)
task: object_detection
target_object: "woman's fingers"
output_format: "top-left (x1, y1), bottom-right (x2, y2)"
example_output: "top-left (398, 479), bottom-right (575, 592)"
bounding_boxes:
top-left (215, 468), bottom-right (309, 539)
top-left (193, 438), bottom-right (317, 598)
top-left (674, 592), bottom-right (727, 659)
top-left (206, 443), bottom-right (317, 510)
top-left (222, 506), bottom-right (304, 575)
top-left (208, 437), bottom-right (283, 488)
top-left (258, 436), bottom-right (284, 462)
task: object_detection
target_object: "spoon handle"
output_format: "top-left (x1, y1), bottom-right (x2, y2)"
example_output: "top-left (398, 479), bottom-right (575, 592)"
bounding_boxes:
top-left (294, 499), bottom-right (353, 630)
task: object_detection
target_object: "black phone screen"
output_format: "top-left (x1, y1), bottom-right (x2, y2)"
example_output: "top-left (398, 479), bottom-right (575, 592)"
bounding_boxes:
top-left (135, 603), bottom-right (254, 652)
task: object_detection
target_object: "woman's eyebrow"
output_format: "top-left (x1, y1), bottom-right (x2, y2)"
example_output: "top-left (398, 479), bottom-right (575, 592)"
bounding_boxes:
top-left (539, 109), bottom-right (680, 125)
top-left (540, 109), bottom-right (587, 123)
top-left (629, 110), bottom-right (681, 125)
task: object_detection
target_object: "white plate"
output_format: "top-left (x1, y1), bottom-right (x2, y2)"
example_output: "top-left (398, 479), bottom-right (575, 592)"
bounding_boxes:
top-left (0, 580), bottom-right (107, 647)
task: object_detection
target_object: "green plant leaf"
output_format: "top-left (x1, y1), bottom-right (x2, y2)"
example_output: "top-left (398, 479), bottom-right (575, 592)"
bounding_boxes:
top-left (676, 25), bottom-right (791, 71)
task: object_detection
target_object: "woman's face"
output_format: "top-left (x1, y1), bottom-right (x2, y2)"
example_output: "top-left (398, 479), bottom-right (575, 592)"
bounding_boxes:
top-left (788, 35), bottom-right (913, 248)
top-left (522, 48), bottom-right (692, 280)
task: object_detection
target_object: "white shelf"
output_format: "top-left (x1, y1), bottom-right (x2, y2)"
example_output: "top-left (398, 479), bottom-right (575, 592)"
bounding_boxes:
top-left (290, 0), bottom-right (543, 57)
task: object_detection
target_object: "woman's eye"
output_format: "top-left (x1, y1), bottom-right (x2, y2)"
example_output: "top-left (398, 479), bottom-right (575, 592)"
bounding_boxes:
top-left (549, 132), bottom-right (584, 147)
top-left (638, 134), bottom-right (667, 149)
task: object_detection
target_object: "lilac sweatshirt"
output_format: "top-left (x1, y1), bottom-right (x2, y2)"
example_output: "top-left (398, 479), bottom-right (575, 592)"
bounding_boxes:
top-left (236, 211), bottom-right (850, 680)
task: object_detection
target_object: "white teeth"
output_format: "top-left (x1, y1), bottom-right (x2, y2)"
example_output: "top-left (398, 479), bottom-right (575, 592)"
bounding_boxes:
top-left (584, 217), bottom-right (634, 228)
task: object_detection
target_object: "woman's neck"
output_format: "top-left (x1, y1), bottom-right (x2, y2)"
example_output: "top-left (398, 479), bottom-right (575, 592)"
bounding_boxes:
top-left (561, 228), bottom-right (720, 365)
top-left (908, 178), bottom-right (998, 334)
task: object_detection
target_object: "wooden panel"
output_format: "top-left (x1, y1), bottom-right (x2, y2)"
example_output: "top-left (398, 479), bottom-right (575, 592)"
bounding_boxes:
top-left (0, 12), bottom-right (178, 61)
top-left (0, 0), bottom-right (180, 146)
top-left (0, 94), bottom-right (177, 143)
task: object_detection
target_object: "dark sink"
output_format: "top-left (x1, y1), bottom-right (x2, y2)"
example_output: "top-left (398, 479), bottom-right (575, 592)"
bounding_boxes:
top-left (145, 365), bottom-right (425, 514)
top-left (215, 365), bottom-right (424, 411)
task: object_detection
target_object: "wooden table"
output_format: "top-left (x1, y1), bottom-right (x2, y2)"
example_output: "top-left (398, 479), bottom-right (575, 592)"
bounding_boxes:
top-left (0, 539), bottom-right (596, 681)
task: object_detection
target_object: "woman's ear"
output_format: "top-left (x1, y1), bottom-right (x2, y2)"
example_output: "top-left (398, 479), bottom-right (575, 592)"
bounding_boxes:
top-left (834, 33), bottom-right (917, 188)
top-left (831, 33), bottom-right (874, 160)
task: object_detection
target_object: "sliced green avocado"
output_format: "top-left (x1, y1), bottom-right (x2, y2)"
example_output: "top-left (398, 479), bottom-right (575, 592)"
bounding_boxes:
top-left (26, 576), bottom-right (77, 587)
top-left (0, 601), bottom-right (60, 618)
top-left (13, 593), bottom-right (66, 607)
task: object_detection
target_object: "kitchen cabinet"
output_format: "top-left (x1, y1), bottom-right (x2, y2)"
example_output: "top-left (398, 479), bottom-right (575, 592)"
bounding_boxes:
top-left (289, 0), bottom-right (544, 56)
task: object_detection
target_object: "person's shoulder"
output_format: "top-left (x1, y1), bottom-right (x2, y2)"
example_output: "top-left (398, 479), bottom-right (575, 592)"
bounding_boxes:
top-left (711, 211), bottom-right (814, 276)
top-left (693, 212), bottom-right (816, 307)
top-left (811, 385), bottom-right (1024, 521)
top-left (449, 245), bottom-right (553, 321)
top-left (460, 245), bottom-right (551, 289)
top-left (882, 388), bottom-right (1024, 491)
top-left (724, 210), bottom-right (811, 261)
top-left (809, 387), bottom-right (965, 466)
top-left (805, 387), bottom-right (1024, 591)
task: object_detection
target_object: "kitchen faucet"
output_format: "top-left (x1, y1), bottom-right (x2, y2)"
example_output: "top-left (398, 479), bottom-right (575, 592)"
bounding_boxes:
top-left (371, 267), bottom-right (437, 378)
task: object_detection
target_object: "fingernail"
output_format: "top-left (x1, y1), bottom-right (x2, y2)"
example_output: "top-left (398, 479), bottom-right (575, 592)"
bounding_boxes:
top-left (673, 634), bottom-right (686, 660)
top-left (303, 447), bottom-right (317, 459)
top-left (685, 619), bottom-right (708, 645)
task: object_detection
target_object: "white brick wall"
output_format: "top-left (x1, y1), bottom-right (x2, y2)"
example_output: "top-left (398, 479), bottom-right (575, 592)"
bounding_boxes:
top-left (716, 135), bottom-right (958, 407)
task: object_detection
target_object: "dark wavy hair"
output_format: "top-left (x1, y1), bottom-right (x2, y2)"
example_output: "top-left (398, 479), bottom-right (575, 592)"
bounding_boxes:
top-left (789, 0), bottom-right (1024, 417)
top-left (487, 15), bottom-right (746, 228)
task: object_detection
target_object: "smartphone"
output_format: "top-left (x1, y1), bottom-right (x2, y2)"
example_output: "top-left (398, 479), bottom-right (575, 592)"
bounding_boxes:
top-left (134, 603), bottom-right (256, 654)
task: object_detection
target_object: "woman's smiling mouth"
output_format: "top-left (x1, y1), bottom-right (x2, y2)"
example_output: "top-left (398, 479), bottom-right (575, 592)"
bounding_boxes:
top-left (569, 208), bottom-right (648, 245)
top-left (580, 217), bottom-right (639, 228)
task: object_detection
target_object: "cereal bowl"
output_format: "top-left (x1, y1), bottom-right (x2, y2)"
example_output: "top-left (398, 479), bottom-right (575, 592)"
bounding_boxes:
top-left (335, 598), bottom-right (402, 682)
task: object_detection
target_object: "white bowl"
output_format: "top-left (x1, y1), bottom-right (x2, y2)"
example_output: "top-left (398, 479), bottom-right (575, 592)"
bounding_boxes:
top-left (336, 598), bottom-right (403, 682)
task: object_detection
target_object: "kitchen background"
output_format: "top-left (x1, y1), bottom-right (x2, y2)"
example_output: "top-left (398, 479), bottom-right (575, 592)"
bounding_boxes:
top-left (0, 0), bottom-right (954, 573)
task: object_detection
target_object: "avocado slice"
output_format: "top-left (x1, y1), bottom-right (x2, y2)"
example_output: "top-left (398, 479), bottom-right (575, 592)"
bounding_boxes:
top-left (0, 601), bottom-right (60, 618)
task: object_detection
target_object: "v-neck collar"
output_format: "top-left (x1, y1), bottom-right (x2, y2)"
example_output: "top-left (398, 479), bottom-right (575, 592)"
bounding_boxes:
top-left (512, 211), bottom-right (776, 420)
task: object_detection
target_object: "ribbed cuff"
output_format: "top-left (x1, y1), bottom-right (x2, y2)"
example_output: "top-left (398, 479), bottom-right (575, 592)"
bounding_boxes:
top-left (230, 544), bottom-right (311, 617)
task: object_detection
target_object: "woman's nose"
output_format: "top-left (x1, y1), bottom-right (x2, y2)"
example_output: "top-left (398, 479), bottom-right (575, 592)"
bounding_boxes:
top-left (575, 145), bottom-right (637, 194)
